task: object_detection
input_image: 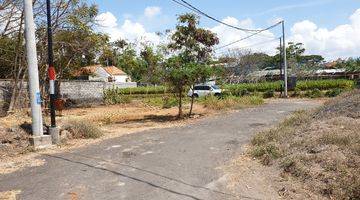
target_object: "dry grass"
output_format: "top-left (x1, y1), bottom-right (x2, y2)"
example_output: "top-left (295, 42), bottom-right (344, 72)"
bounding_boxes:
top-left (200, 95), bottom-right (264, 110)
top-left (63, 120), bottom-right (103, 139)
top-left (250, 89), bottom-right (360, 199)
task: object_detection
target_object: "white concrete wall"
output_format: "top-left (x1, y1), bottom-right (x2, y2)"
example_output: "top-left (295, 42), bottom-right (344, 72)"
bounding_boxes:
top-left (114, 75), bottom-right (130, 83)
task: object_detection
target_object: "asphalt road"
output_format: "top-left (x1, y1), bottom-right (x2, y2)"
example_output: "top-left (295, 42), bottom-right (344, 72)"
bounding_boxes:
top-left (0, 99), bottom-right (321, 200)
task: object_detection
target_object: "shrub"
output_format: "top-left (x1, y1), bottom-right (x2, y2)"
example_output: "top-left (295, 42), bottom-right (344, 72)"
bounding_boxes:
top-left (305, 89), bottom-right (323, 98)
top-left (295, 79), bottom-right (355, 91)
top-left (162, 96), bottom-right (178, 109)
top-left (223, 81), bottom-right (283, 95)
top-left (142, 96), bottom-right (179, 108)
top-left (104, 88), bottom-right (132, 105)
top-left (64, 121), bottom-right (103, 139)
top-left (263, 89), bottom-right (275, 98)
top-left (224, 80), bottom-right (355, 96)
top-left (325, 88), bottom-right (343, 97)
top-left (114, 86), bottom-right (168, 95)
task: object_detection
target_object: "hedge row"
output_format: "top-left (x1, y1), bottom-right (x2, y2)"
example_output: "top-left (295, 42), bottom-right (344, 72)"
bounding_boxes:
top-left (295, 79), bottom-right (355, 91)
top-left (106, 79), bottom-right (355, 96)
top-left (223, 79), bottom-right (355, 96)
top-left (107, 86), bottom-right (168, 95)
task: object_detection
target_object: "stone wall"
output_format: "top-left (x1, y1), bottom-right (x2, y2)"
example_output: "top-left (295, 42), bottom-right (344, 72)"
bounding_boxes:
top-left (60, 81), bottom-right (137, 102)
top-left (0, 80), bottom-right (137, 107)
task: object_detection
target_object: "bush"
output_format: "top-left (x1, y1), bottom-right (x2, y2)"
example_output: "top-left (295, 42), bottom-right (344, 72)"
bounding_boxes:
top-left (223, 81), bottom-right (283, 95)
top-left (104, 88), bottom-right (132, 105)
top-left (305, 89), bottom-right (323, 98)
top-left (263, 90), bottom-right (275, 98)
top-left (325, 88), bottom-right (343, 97)
top-left (162, 96), bottom-right (178, 109)
top-left (295, 79), bottom-right (355, 91)
top-left (64, 121), bottom-right (103, 139)
top-left (224, 80), bottom-right (355, 97)
top-left (142, 96), bottom-right (179, 108)
top-left (113, 86), bottom-right (168, 95)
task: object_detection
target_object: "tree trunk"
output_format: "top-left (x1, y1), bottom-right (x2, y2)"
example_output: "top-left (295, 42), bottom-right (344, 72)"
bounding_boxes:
top-left (178, 88), bottom-right (183, 118)
top-left (189, 88), bottom-right (195, 116)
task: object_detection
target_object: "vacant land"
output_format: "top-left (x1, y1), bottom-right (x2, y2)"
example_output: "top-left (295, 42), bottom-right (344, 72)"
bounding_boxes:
top-left (238, 90), bottom-right (360, 199)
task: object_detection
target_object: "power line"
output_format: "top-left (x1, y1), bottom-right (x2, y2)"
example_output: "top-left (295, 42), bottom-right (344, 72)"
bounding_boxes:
top-left (214, 21), bottom-right (281, 51)
top-left (172, 0), bottom-right (278, 33)
top-left (216, 37), bottom-right (280, 55)
top-left (170, 0), bottom-right (282, 42)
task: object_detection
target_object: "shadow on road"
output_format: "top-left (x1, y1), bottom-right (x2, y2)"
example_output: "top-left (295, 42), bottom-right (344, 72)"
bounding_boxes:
top-left (44, 153), bottom-right (260, 200)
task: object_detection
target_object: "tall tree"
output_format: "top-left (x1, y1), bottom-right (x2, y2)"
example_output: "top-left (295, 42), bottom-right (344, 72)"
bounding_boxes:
top-left (139, 45), bottom-right (163, 85)
top-left (165, 13), bottom-right (219, 117)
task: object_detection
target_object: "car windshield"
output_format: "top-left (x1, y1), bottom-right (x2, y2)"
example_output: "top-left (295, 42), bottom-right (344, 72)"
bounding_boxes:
top-left (211, 85), bottom-right (220, 90)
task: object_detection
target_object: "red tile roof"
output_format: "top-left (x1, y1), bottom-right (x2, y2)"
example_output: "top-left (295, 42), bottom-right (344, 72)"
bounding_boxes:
top-left (103, 66), bottom-right (127, 75)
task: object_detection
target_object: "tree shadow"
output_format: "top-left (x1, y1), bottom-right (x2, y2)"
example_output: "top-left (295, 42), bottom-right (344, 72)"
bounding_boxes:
top-left (116, 113), bottom-right (206, 125)
top-left (44, 153), bottom-right (259, 200)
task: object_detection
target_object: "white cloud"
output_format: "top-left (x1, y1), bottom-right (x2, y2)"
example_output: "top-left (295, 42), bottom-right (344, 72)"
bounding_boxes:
top-left (96, 12), bottom-right (118, 28)
top-left (289, 8), bottom-right (360, 59)
top-left (95, 12), bottom-right (161, 46)
top-left (144, 6), bottom-right (161, 18)
top-left (95, 8), bottom-right (360, 60)
top-left (255, 0), bottom-right (334, 16)
top-left (210, 17), bottom-right (278, 56)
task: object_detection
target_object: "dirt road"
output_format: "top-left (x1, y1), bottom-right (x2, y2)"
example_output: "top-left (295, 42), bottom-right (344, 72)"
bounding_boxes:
top-left (0, 99), bottom-right (322, 200)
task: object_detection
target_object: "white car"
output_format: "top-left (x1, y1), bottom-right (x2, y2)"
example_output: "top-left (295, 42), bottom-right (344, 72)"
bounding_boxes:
top-left (188, 85), bottom-right (222, 98)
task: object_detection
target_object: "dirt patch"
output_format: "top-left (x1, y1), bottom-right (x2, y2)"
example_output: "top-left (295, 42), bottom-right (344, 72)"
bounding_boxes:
top-left (0, 190), bottom-right (21, 200)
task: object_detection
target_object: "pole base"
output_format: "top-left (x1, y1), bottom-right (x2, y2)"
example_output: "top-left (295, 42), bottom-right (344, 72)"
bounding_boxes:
top-left (29, 135), bottom-right (52, 149)
top-left (49, 127), bottom-right (60, 144)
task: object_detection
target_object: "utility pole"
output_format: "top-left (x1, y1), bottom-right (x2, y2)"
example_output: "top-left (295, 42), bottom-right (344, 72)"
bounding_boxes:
top-left (46, 0), bottom-right (60, 143)
top-left (279, 37), bottom-right (283, 96)
top-left (281, 20), bottom-right (288, 97)
top-left (46, 0), bottom-right (56, 127)
top-left (24, 0), bottom-right (51, 148)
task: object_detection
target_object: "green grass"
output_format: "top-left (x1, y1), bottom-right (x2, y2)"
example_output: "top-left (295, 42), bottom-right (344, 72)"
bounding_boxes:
top-left (141, 96), bottom-right (180, 109)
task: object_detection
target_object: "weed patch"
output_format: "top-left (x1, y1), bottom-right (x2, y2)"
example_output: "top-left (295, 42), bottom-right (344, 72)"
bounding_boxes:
top-left (199, 95), bottom-right (263, 110)
top-left (249, 90), bottom-right (360, 199)
top-left (64, 120), bottom-right (103, 139)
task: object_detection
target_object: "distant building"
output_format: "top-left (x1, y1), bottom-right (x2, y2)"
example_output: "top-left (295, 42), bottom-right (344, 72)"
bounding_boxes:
top-left (74, 65), bottom-right (132, 83)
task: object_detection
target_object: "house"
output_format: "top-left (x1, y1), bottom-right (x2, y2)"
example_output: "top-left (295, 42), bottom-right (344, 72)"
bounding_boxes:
top-left (103, 66), bottom-right (131, 83)
top-left (74, 65), bottom-right (131, 83)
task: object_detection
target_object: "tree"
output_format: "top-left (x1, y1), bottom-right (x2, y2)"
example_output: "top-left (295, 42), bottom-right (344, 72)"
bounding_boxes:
top-left (116, 44), bottom-right (144, 82)
top-left (0, 0), bottom-right (108, 113)
top-left (165, 13), bottom-right (219, 117)
top-left (139, 45), bottom-right (163, 85)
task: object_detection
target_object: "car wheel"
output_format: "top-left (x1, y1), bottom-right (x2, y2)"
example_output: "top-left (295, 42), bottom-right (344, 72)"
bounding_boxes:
top-left (193, 94), bottom-right (199, 98)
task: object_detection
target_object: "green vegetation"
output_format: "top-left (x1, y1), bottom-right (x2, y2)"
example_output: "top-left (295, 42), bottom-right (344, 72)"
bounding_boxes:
top-left (103, 88), bottom-right (133, 105)
top-left (224, 79), bottom-right (354, 95)
top-left (141, 96), bottom-right (179, 109)
top-left (295, 79), bottom-right (355, 91)
top-left (103, 79), bottom-right (355, 103)
top-left (107, 86), bottom-right (169, 95)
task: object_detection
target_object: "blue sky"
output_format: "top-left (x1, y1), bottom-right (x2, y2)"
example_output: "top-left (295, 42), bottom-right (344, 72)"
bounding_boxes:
top-left (91, 0), bottom-right (360, 60)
